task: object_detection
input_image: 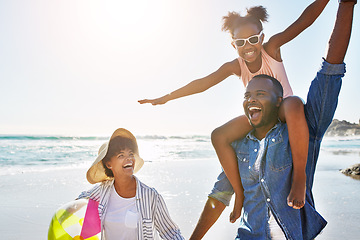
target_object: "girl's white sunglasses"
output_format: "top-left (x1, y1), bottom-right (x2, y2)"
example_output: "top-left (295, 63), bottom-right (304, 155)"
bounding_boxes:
top-left (233, 31), bottom-right (263, 47)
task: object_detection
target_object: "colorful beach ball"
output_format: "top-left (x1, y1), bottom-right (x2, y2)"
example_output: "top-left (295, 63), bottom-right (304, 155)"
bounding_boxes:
top-left (48, 199), bottom-right (101, 240)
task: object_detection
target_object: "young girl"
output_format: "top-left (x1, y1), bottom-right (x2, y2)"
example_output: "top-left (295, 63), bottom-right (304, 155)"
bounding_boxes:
top-left (139, 0), bottom-right (329, 222)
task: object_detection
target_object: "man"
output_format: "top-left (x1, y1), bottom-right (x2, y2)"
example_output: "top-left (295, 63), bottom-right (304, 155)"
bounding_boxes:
top-left (189, 1), bottom-right (356, 239)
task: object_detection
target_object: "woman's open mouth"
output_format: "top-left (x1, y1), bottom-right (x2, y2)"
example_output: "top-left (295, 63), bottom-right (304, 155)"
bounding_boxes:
top-left (123, 162), bottom-right (134, 169)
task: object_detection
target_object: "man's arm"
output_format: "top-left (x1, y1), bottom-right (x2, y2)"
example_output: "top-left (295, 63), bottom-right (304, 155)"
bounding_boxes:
top-left (305, 1), bottom-right (355, 135)
top-left (325, 1), bottom-right (356, 64)
top-left (189, 197), bottom-right (226, 240)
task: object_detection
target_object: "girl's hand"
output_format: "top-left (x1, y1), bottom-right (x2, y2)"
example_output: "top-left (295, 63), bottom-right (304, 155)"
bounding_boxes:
top-left (138, 95), bottom-right (169, 105)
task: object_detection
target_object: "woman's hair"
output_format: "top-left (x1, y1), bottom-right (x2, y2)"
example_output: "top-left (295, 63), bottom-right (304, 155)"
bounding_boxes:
top-left (222, 6), bottom-right (268, 38)
top-left (102, 136), bottom-right (137, 178)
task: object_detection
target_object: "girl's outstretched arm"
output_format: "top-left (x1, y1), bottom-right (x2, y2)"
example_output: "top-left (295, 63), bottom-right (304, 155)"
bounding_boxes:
top-left (265, 0), bottom-right (330, 60)
top-left (138, 59), bottom-right (240, 105)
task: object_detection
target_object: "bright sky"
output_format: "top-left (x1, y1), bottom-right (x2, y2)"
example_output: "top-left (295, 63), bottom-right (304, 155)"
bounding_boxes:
top-left (1, 0), bottom-right (359, 136)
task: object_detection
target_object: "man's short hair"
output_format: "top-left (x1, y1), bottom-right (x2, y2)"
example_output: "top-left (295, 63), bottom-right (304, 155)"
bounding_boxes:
top-left (252, 74), bottom-right (284, 97)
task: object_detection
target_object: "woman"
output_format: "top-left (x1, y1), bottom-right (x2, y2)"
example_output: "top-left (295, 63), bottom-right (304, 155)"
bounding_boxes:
top-left (78, 128), bottom-right (184, 240)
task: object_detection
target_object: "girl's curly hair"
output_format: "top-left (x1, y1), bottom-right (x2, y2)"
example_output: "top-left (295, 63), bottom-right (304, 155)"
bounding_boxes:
top-left (222, 6), bottom-right (268, 37)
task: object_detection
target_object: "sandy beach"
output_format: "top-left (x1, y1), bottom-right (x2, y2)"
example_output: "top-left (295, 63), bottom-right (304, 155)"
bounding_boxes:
top-left (1, 149), bottom-right (359, 240)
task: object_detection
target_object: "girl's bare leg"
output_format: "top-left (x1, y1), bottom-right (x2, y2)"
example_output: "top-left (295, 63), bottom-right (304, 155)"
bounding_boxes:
top-left (211, 115), bottom-right (252, 222)
top-left (279, 96), bottom-right (309, 209)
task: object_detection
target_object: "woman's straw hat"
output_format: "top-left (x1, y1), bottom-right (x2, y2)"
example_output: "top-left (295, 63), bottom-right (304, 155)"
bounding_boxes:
top-left (86, 128), bottom-right (144, 184)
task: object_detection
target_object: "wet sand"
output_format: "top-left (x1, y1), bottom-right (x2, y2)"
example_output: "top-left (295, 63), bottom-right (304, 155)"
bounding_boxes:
top-left (0, 150), bottom-right (359, 239)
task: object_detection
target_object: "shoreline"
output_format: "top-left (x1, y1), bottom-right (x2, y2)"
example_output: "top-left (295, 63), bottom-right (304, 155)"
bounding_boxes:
top-left (0, 151), bottom-right (359, 239)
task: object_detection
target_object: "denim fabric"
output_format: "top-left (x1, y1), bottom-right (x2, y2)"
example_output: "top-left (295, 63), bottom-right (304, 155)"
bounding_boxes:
top-left (209, 59), bottom-right (345, 240)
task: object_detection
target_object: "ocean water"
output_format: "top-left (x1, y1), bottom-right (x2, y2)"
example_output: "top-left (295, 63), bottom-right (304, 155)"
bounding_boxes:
top-left (1, 134), bottom-right (360, 179)
top-left (1, 135), bottom-right (360, 176)
top-left (1, 135), bottom-right (360, 239)
top-left (0, 135), bottom-right (216, 176)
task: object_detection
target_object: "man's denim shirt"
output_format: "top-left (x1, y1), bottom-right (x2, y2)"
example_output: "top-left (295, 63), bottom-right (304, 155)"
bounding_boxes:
top-left (209, 59), bottom-right (345, 240)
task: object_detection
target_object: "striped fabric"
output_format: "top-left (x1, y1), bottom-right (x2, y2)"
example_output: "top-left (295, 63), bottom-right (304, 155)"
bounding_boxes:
top-left (78, 176), bottom-right (184, 240)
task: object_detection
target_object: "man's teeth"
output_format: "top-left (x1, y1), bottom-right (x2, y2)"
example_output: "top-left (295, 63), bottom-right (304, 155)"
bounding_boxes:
top-left (249, 106), bottom-right (261, 111)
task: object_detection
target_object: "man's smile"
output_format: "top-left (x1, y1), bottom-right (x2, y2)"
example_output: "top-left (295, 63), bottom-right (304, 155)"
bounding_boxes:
top-left (248, 105), bottom-right (262, 121)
